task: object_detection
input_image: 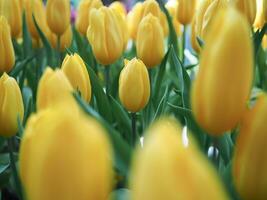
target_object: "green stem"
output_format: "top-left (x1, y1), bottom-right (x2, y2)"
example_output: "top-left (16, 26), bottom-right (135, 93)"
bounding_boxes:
top-left (105, 66), bottom-right (110, 96)
top-left (8, 138), bottom-right (23, 200)
top-left (181, 25), bottom-right (186, 65)
top-left (57, 35), bottom-right (61, 66)
top-left (131, 112), bottom-right (137, 146)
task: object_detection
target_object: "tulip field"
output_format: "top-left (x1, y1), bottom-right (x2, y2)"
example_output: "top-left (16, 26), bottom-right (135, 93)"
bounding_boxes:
top-left (0, 0), bottom-right (267, 199)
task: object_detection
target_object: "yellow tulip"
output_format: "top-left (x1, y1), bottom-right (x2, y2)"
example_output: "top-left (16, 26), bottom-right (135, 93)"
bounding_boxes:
top-left (24, 0), bottom-right (49, 40)
top-left (0, 16), bottom-right (15, 73)
top-left (127, 2), bottom-right (143, 40)
top-left (264, 0), bottom-right (267, 21)
top-left (0, 73), bottom-right (24, 137)
top-left (119, 58), bottom-right (150, 112)
top-left (233, 0), bottom-right (257, 25)
top-left (176, 0), bottom-right (196, 25)
top-left (130, 118), bottom-right (229, 200)
top-left (0, 0), bottom-right (22, 38)
top-left (191, 7), bottom-right (253, 135)
top-left (75, 0), bottom-right (103, 36)
top-left (49, 24), bottom-right (73, 51)
top-left (36, 67), bottom-right (73, 111)
top-left (61, 53), bottom-right (91, 102)
top-left (254, 0), bottom-right (265, 29)
top-left (109, 1), bottom-right (127, 17)
top-left (263, 34), bottom-right (267, 49)
top-left (136, 14), bottom-right (165, 68)
top-left (87, 7), bottom-right (124, 65)
top-left (165, 0), bottom-right (182, 36)
top-left (113, 9), bottom-right (129, 50)
top-left (46, 0), bottom-right (70, 36)
top-left (233, 93), bottom-right (267, 200)
top-left (19, 100), bottom-right (112, 200)
top-left (201, 0), bottom-right (228, 40)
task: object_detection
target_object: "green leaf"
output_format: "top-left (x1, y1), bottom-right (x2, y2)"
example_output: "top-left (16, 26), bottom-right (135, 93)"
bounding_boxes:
top-left (109, 189), bottom-right (131, 200)
top-left (254, 23), bottom-right (267, 55)
top-left (217, 134), bottom-right (234, 163)
top-left (9, 56), bottom-right (34, 78)
top-left (22, 11), bottom-right (32, 58)
top-left (32, 14), bottom-right (54, 66)
top-left (152, 86), bottom-right (169, 121)
top-left (73, 93), bottom-right (132, 176)
top-left (197, 36), bottom-right (204, 48)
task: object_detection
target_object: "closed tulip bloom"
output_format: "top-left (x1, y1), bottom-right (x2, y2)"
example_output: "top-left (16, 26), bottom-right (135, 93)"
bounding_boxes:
top-left (75, 0), bottom-right (102, 36)
top-left (127, 2), bottom-right (143, 40)
top-left (19, 101), bottom-right (112, 200)
top-left (36, 67), bottom-right (73, 111)
top-left (25, 0), bottom-right (49, 40)
top-left (87, 7), bottom-right (124, 65)
top-left (191, 7), bottom-right (253, 135)
top-left (0, 0), bottom-right (22, 38)
top-left (165, 0), bottom-right (182, 36)
top-left (233, 0), bottom-right (257, 25)
top-left (130, 118), bottom-right (228, 200)
top-left (254, 0), bottom-right (265, 29)
top-left (46, 0), bottom-right (70, 36)
top-left (0, 16), bottom-right (15, 73)
top-left (176, 0), bottom-right (196, 25)
top-left (233, 94), bottom-right (267, 200)
top-left (62, 53), bottom-right (91, 102)
top-left (136, 14), bottom-right (164, 68)
top-left (0, 73), bottom-right (24, 137)
top-left (109, 1), bottom-right (127, 17)
top-left (49, 25), bottom-right (73, 51)
top-left (113, 9), bottom-right (129, 50)
top-left (119, 58), bottom-right (150, 112)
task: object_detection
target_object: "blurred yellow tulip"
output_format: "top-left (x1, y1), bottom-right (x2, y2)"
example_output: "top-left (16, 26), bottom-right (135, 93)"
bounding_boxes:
top-left (36, 67), bottom-right (73, 111)
top-left (119, 58), bottom-right (150, 112)
top-left (176, 0), bottom-right (196, 25)
top-left (46, 0), bottom-right (70, 36)
top-left (232, 0), bottom-right (257, 25)
top-left (233, 94), bottom-right (267, 200)
top-left (130, 118), bottom-right (228, 200)
top-left (62, 53), bottom-right (91, 102)
top-left (165, 0), bottom-right (182, 36)
top-left (136, 14), bottom-right (165, 68)
top-left (191, 7), bottom-right (253, 135)
top-left (0, 73), bottom-right (24, 137)
top-left (87, 7), bottom-right (124, 65)
top-left (0, 0), bottom-right (22, 38)
top-left (127, 2), bottom-right (143, 40)
top-left (19, 100), bottom-right (112, 200)
top-left (75, 0), bottom-right (103, 36)
top-left (254, 0), bottom-right (265, 29)
top-left (0, 16), bottom-right (15, 73)
top-left (49, 24), bottom-right (73, 51)
top-left (109, 1), bottom-right (127, 17)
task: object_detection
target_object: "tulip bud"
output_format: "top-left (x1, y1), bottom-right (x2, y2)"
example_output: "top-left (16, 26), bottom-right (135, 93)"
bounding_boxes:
top-left (36, 67), bottom-right (73, 111)
top-left (19, 101), bottom-right (112, 200)
top-left (233, 94), bottom-right (267, 199)
top-left (165, 0), bottom-right (182, 36)
top-left (127, 2), bottom-right (143, 40)
top-left (0, 16), bottom-right (15, 73)
top-left (191, 7), bottom-right (253, 135)
top-left (176, 0), bottom-right (196, 25)
top-left (136, 14), bottom-right (165, 68)
top-left (119, 58), bottom-right (150, 112)
top-left (75, 0), bottom-right (103, 36)
top-left (233, 0), bottom-right (257, 25)
top-left (49, 25), bottom-right (73, 51)
top-left (87, 7), bottom-right (124, 65)
top-left (109, 1), bottom-right (127, 17)
top-left (130, 118), bottom-right (228, 200)
top-left (0, 73), bottom-right (24, 137)
top-left (24, 0), bottom-right (49, 40)
top-left (46, 0), bottom-right (70, 36)
top-left (62, 53), bottom-right (92, 103)
top-left (0, 0), bottom-right (22, 38)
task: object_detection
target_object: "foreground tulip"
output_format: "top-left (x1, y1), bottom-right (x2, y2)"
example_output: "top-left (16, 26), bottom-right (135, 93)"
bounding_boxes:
top-left (19, 101), bottom-right (112, 200)
top-left (176, 0), bottom-right (196, 25)
top-left (75, 0), bottom-right (103, 36)
top-left (136, 14), bottom-right (164, 68)
top-left (36, 67), bottom-right (73, 111)
top-left (62, 53), bottom-right (91, 102)
top-left (119, 58), bottom-right (150, 112)
top-left (87, 7), bottom-right (124, 65)
top-left (233, 94), bottom-right (267, 199)
top-left (130, 118), bottom-right (228, 200)
top-left (0, 0), bottom-right (22, 38)
top-left (25, 0), bottom-right (49, 40)
top-left (46, 0), bottom-right (70, 36)
top-left (0, 73), bottom-right (24, 137)
top-left (191, 7), bottom-right (253, 135)
top-left (0, 16), bottom-right (15, 73)
top-left (233, 0), bottom-right (257, 25)
top-left (49, 25), bottom-right (73, 51)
